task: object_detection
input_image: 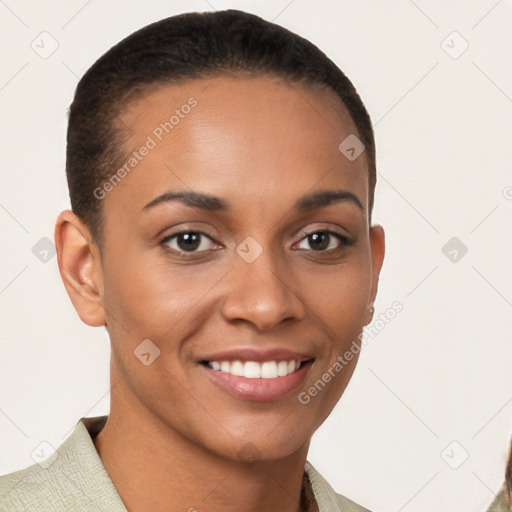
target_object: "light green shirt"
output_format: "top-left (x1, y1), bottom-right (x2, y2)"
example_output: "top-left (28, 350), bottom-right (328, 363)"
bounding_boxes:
top-left (0, 416), bottom-right (372, 511)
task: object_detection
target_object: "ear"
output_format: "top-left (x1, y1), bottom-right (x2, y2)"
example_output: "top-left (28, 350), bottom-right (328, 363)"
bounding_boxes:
top-left (366, 224), bottom-right (385, 321)
top-left (54, 210), bottom-right (106, 327)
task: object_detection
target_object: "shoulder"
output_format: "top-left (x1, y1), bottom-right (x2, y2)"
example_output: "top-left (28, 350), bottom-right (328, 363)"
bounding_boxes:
top-left (0, 458), bottom-right (61, 512)
top-left (0, 416), bottom-right (126, 512)
top-left (305, 460), bottom-right (373, 512)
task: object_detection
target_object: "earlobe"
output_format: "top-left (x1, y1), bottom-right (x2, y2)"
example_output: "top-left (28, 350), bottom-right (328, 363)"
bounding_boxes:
top-left (54, 210), bottom-right (106, 327)
top-left (365, 305), bottom-right (375, 325)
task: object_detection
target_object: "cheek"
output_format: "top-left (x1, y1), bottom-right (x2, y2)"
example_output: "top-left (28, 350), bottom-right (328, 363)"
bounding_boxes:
top-left (301, 260), bottom-right (371, 328)
top-left (103, 248), bottom-right (226, 336)
top-left (298, 259), bottom-right (371, 392)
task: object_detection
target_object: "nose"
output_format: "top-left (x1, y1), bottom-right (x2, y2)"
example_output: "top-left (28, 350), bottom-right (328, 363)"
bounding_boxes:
top-left (220, 246), bottom-right (306, 331)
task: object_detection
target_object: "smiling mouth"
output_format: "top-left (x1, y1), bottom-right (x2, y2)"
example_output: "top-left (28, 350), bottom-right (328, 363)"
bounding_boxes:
top-left (200, 359), bottom-right (313, 379)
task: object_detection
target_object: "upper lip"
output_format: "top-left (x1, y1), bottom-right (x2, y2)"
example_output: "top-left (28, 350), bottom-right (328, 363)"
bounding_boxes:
top-left (199, 347), bottom-right (314, 363)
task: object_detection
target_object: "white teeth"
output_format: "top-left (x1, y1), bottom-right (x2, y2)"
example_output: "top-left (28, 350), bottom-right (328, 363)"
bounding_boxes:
top-left (207, 359), bottom-right (301, 379)
top-left (277, 360), bottom-right (289, 376)
top-left (243, 361), bottom-right (261, 378)
top-left (261, 361), bottom-right (277, 379)
top-left (231, 360), bottom-right (244, 376)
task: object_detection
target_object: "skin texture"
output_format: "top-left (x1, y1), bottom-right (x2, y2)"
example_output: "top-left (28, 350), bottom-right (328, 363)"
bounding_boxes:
top-left (55, 75), bottom-right (385, 512)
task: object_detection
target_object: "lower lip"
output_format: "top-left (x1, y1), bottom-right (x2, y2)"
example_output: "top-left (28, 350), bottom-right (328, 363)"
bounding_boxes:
top-left (200, 361), bottom-right (313, 402)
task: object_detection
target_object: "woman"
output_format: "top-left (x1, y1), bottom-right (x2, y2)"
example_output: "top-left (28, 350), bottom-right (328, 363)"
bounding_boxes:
top-left (0, 10), bottom-right (384, 511)
top-left (487, 441), bottom-right (512, 511)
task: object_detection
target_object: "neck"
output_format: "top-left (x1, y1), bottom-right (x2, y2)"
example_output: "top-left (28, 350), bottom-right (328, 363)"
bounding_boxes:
top-left (93, 388), bottom-right (312, 512)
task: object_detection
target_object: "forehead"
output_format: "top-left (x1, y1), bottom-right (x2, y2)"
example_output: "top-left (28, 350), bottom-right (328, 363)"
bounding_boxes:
top-left (104, 75), bottom-right (368, 224)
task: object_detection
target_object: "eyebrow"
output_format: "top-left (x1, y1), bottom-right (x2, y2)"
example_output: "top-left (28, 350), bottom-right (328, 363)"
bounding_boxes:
top-left (142, 189), bottom-right (364, 212)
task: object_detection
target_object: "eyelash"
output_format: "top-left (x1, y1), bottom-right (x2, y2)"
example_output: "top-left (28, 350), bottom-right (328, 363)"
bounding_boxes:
top-left (299, 229), bottom-right (352, 253)
top-left (160, 229), bottom-right (352, 257)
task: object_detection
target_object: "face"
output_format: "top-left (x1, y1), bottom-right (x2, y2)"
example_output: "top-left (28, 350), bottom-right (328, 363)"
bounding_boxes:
top-left (91, 76), bottom-right (384, 461)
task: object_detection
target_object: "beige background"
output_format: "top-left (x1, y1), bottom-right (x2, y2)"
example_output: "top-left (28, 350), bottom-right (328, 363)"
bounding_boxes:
top-left (1, 1), bottom-right (511, 511)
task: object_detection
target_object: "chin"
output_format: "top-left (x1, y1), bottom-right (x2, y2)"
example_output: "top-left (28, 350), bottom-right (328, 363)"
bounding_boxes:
top-left (211, 431), bottom-right (309, 464)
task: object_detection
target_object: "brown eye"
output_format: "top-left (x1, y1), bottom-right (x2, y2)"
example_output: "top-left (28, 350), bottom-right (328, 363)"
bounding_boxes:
top-left (308, 232), bottom-right (329, 251)
top-left (161, 231), bottom-right (217, 253)
top-left (296, 230), bottom-right (348, 252)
